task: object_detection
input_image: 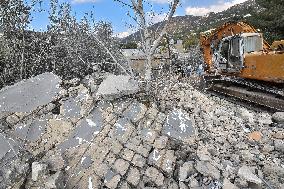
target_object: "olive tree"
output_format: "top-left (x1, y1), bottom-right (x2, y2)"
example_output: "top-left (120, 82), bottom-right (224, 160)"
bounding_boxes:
top-left (114, 0), bottom-right (180, 83)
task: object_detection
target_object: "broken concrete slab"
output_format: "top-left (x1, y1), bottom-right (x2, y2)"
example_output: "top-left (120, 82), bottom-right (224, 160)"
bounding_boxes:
top-left (0, 133), bottom-right (22, 161)
top-left (61, 97), bottom-right (81, 119)
top-left (162, 109), bottom-right (196, 143)
top-left (109, 117), bottom-right (135, 144)
top-left (80, 156), bottom-right (93, 169)
top-left (58, 108), bottom-right (104, 152)
top-left (58, 118), bottom-right (102, 152)
top-left (0, 73), bottom-right (62, 113)
top-left (0, 133), bottom-right (13, 160)
top-left (14, 118), bottom-right (48, 142)
top-left (96, 74), bottom-right (139, 100)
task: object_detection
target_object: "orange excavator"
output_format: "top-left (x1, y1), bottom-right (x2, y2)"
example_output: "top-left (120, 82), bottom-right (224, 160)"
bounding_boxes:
top-left (199, 21), bottom-right (284, 110)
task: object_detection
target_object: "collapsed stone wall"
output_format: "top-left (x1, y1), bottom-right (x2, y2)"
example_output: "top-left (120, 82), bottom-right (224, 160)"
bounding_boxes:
top-left (0, 72), bottom-right (283, 189)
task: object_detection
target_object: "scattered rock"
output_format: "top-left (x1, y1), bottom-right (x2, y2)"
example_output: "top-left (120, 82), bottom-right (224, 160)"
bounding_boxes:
top-left (161, 150), bottom-right (176, 174)
top-left (5, 114), bottom-right (20, 125)
top-left (197, 147), bottom-right (212, 161)
top-left (141, 128), bottom-right (157, 144)
top-left (113, 159), bottom-right (129, 176)
top-left (126, 167), bottom-right (140, 186)
top-left (248, 131), bottom-right (262, 141)
top-left (179, 181), bottom-right (189, 189)
top-left (123, 101), bottom-right (147, 123)
top-left (121, 148), bottom-right (135, 161)
top-left (153, 136), bottom-right (168, 149)
top-left (272, 112), bottom-right (284, 123)
top-left (223, 178), bottom-right (239, 189)
top-left (167, 179), bottom-right (179, 189)
top-left (258, 113), bottom-right (272, 125)
top-left (179, 161), bottom-right (195, 181)
top-left (145, 167), bottom-right (164, 186)
top-left (189, 177), bottom-right (199, 188)
top-left (45, 171), bottom-right (64, 189)
top-left (238, 108), bottom-right (254, 123)
top-left (274, 139), bottom-right (284, 152)
top-left (42, 151), bottom-right (65, 172)
top-left (32, 162), bottom-right (48, 181)
top-left (132, 154), bottom-right (146, 168)
top-left (237, 165), bottom-right (262, 185)
top-left (104, 169), bottom-right (121, 189)
top-left (195, 161), bottom-right (220, 179)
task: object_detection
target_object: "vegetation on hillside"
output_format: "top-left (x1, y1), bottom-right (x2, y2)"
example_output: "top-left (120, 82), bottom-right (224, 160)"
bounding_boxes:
top-left (248, 0), bottom-right (284, 43)
top-left (122, 0), bottom-right (283, 45)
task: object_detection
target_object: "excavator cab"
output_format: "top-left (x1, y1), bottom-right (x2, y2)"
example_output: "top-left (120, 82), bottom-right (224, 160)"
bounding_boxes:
top-left (214, 35), bottom-right (244, 74)
top-left (214, 33), bottom-right (264, 74)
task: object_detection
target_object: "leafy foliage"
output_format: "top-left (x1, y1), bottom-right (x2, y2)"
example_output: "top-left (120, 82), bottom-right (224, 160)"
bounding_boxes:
top-left (120, 42), bottom-right (138, 49)
top-left (182, 34), bottom-right (199, 51)
top-left (0, 0), bottom-right (121, 88)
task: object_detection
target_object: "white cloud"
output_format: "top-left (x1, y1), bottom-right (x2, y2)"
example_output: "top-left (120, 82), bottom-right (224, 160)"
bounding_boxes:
top-left (185, 0), bottom-right (248, 16)
top-left (115, 31), bottom-right (131, 38)
top-left (146, 12), bottom-right (168, 24)
top-left (72, 0), bottom-right (99, 4)
top-left (149, 0), bottom-right (173, 4)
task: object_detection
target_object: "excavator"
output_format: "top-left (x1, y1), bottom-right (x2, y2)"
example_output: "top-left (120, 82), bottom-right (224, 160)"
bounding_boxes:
top-left (199, 21), bottom-right (284, 110)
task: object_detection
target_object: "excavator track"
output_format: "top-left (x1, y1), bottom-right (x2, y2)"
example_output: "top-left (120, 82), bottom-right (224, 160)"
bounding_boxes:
top-left (205, 77), bottom-right (284, 111)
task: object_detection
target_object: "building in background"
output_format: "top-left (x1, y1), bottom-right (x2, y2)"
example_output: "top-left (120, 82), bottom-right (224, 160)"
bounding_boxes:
top-left (121, 49), bottom-right (171, 74)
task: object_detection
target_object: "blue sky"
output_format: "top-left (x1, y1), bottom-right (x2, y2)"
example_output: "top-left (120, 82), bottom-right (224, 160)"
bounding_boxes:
top-left (27, 0), bottom-right (247, 37)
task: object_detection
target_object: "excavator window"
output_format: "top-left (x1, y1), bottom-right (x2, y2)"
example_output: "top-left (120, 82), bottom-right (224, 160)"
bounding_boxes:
top-left (231, 38), bottom-right (240, 57)
top-left (228, 37), bottom-right (242, 71)
top-left (244, 35), bottom-right (263, 53)
top-left (221, 40), bottom-right (229, 60)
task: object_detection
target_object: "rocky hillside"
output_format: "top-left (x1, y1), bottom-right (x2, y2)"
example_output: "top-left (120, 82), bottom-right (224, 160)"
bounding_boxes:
top-left (122, 0), bottom-right (259, 42)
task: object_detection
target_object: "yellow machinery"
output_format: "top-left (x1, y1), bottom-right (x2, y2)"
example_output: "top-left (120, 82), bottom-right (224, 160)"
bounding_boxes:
top-left (200, 22), bottom-right (284, 83)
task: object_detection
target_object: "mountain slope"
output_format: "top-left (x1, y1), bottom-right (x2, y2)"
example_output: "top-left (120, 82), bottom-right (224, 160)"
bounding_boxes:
top-left (122, 0), bottom-right (259, 42)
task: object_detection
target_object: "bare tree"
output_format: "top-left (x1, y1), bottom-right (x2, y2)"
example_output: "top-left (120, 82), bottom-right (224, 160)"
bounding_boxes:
top-left (115, 0), bottom-right (180, 82)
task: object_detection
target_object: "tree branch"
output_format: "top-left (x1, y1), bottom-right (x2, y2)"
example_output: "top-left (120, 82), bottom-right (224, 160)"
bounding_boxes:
top-left (114, 0), bottom-right (133, 8)
top-left (150, 0), bottom-right (179, 55)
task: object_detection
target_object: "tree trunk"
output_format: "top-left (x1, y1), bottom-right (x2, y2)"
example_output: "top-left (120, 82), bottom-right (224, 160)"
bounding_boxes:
top-left (145, 55), bottom-right (152, 81)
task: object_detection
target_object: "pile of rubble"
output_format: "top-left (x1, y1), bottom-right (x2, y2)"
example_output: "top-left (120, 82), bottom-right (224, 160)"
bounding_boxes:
top-left (0, 72), bottom-right (283, 189)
